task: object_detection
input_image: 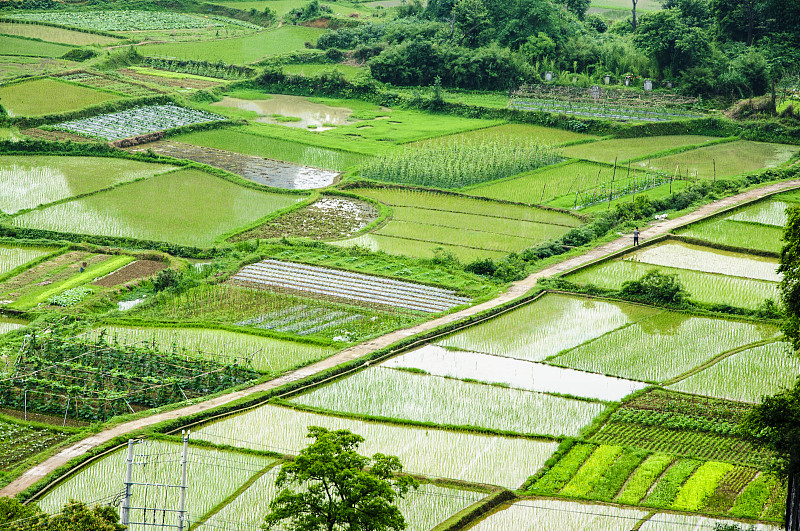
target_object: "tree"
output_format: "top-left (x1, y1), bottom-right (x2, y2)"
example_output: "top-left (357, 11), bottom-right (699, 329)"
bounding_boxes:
top-left (451, 0), bottom-right (491, 47)
top-left (631, 0), bottom-right (638, 29)
top-left (779, 204), bottom-right (800, 352)
top-left (740, 381), bottom-right (800, 530)
top-left (0, 498), bottom-right (124, 531)
top-left (263, 427), bottom-right (419, 531)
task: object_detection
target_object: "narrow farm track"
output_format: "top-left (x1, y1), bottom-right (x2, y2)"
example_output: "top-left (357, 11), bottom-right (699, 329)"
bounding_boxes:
top-left (3, 179), bottom-right (799, 499)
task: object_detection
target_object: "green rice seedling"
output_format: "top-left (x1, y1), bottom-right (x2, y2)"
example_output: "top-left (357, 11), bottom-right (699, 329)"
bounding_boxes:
top-left (437, 293), bottom-right (659, 362)
top-left (0, 245), bottom-right (52, 275)
top-left (0, 78), bottom-right (120, 117)
top-left (562, 135), bottom-right (720, 164)
top-left (289, 366), bottom-right (604, 437)
top-left (530, 443), bottom-right (597, 494)
top-left (0, 156), bottom-right (174, 213)
top-left (197, 471), bottom-right (485, 531)
top-left (642, 459), bottom-right (702, 508)
top-left (728, 200), bottom-right (794, 227)
top-left (730, 474), bottom-right (781, 519)
top-left (332, 233), bottom-right (509, 262)
top-left (615, 453), bottom-right (675, 505)
top-left (637, 140), bottom-right (798, 179)
top-left (0, 35), bottom-right (73, 59)
top-left (638, 513), bottom-right (779, 531)
top-left (552, 312), bottom-right (779, 382)
top-left (566, 260), bottom-right (779, 309)
top-left (671, 461), bottom-right (734, 511)
top-left (360, 136), bottom-right (561, 188)
top-left (12, 170), bottom-right (305, 247)
top-left (588, 449), bottom-right (648, 501)
top-left (39, 440), bottom-right (273, 522)
top-left (560, 445), bottom-right (624, 497)
top-left (442, 123), bottom-right (594, 145)
top-left (669, 342), bottom-right (799, 403)
top-left (678, 219), bottom-right (785, 253)
top-left (468, 499), bottom-right (648, 531)
top-left (193, 404), bottom-right (559, 488)
top-left (0, 22), bottom-right (119, 45)
top-left (91, 326), bottom-right (336, 374)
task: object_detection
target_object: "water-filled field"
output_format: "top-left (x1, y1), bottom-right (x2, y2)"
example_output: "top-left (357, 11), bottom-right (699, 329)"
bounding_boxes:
top-left (11, 169), bottom-right (305, 246)
top-left (0, 78), bottom-right (120, 116)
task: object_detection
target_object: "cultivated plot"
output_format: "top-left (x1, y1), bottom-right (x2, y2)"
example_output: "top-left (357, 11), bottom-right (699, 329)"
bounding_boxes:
top-left (638, 140), bottom-right (798, 179)
top-left (6, 10), bottom-right (243, 31)
top-left (467, 499), bottom-right (648, 531)
top-left (193, 404), bottom-right (560, 487)
top-left (231, 258), bottom-right (471, 313)
top-left (54, 104), bottom-right (226, 141)
top-left (550, 313), bottom-right (780, 382)
top-left (436, 293), bottom-right (660, 362)
top-left (127, 140), bottom-right (339, 189)
top-left (562, 135), bottom-right (720, 164)
top-left (383, 345), bottom-right (647, 402)
top-left (0, 21), bottom-right (120, 45)
top-left (670, 342), bottom-right (800, 403)
top-left (288, 366), bottom-right (605, 436)
top-left (11, 169), bottom-right (305, 247)
top-left (0, 35), bottom-right (73, 59)
top-left (0, 78), bottom-right (120, 117)
top-left (0, 155), bottom-right (174, 213)
top-left (0, 245), bottom-right (53, 276)
top-left (91, 325), bottom-right (336, 374)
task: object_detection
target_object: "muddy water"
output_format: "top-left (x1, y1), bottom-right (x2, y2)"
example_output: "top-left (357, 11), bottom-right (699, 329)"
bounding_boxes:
top-left (127, 140), bottom-right (338, 189)
top-left (212, 95), bottom-right (355, 130)
top-left (382, 344), bottom-right (647, 401)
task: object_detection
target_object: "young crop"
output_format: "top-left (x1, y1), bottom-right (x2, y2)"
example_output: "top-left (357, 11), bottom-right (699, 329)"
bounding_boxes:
top-left (46, 286), bottom-right (92, 307)
top-left (560, 445), bottom-right (624, 497)
top-left (615, 453), bottom-right (675, 505)
top-left (360, 137), bottom-right (561, 189)
top-left (589, 449), bottom-right (647, 502)
top-left (642, 459), bottom-right (702, 508)
top-left (671, 461), bottom-right (734, 511)
top-left (729, 473), bottom-right (780, 519)
top-left (530, 443), bottom-right (596, 494)
top-left (9, 10), bottom-right (240, 31)
top-left (678, 218), bottom-right (785, 254)
top-left (609, 409), bottom-right (740, 436)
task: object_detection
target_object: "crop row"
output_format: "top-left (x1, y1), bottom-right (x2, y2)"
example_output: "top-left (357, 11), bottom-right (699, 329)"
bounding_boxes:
top-left (8, 10), bottom-right (239, 31)
top-left (53, 104), bottom-right (225, 141)
top-left (231, 259), bottom-right (470, 313)
top-left (510, 98), bottom-right (703, 122)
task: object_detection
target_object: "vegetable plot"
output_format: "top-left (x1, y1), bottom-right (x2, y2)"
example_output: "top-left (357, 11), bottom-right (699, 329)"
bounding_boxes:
top-left (53, 104), bottom-right (226, 141)
top-left (7, 11), bottom-right (257, 31)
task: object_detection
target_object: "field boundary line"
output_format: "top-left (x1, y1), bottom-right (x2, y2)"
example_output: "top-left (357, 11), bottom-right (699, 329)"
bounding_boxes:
top-left (5, 180), bottom-right (800, 500)
top-left (661, 338), bottom-right (781, 386)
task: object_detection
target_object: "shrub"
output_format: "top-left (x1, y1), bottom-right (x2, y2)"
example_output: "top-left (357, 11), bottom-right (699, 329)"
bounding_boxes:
top-left (620, 270), bottom-right (690, 305)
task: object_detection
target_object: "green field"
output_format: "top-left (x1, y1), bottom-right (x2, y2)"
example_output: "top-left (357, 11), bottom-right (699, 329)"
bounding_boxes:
top-left (141, 26), bottom-right (326, 63)
top-left (0, 245), bottom-right (53, 275)
top-left (0, 34), bottom-right (73, 58)
top-left (283, 63), bottom-right (365, 80)
top-left (470, 499), bottom-right (648, 531)
top-left (0, 78), bottom-right (120, 117)
top-left (335, 188), bottom-right (578, 261)
top-left (194, 404), bottom-right (560, 487)
top-left (437, 293), bottom-right (660, 362)
top-left (215, 0), bottom-right (378, 17)
top-left (0, 155), bottom-right (175, 213)
top-left (638, 140), bottom-right (798, 179)
top-left (670, 342), bottom-right (799, 403)
top-left (0, 415), bottom-right (73, 473)
top-left (0, 21), bottom-right (120, 45)
top-left (549, 313), bottom-right (779, 382)
top-left (289, 366), bottom-right (604, 436)
top-left (92, 325), bottom-right (337, 373)
top-left (11, 169), bottom-right (305, 247)
top-left (434, 123), bottom-right (595, 146)
top-left (175, 127), bottom-right (367, 171)
top-left (562, 135), bottom-right (720, 164)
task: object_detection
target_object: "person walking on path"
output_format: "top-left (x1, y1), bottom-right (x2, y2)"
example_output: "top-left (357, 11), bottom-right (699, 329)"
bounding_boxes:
top-left (633, 228), bottom-right (640, 246)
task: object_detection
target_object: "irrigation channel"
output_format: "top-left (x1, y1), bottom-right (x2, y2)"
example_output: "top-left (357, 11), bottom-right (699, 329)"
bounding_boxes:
top-left (3, 179), bottom-right (800, 499)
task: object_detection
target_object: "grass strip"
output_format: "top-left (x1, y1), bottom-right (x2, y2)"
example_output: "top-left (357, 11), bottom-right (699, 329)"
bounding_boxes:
top-left (560, 445), bottom-right (624, 497)
top-left (615, 453), bottom-right (675, 505)
top-left (730, 473), bottom-right (779, 519)
top-left (528, 443), bottom-right (596, 495)
top-left (671, 461), bottom-right (734, 511)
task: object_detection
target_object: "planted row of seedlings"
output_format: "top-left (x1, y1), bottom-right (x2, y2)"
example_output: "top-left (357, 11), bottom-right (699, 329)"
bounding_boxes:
top-left (509, 98), bottom-right (702, 122)
top-left (53, 104), bottom-right (225, 141)
top-left (231, 259), bottom-right (471, 313)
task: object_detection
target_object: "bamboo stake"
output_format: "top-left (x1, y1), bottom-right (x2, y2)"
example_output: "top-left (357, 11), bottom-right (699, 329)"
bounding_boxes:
top-left (608, 157), bottom-right (617, 208)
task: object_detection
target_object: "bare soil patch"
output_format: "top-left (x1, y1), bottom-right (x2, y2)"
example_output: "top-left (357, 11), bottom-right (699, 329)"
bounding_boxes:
top-left (92, 259), bottom-right (167, 287)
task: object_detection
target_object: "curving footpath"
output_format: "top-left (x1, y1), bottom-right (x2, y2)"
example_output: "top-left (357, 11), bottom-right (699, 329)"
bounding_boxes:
top-left (3, 179), bottom-right (799, 498)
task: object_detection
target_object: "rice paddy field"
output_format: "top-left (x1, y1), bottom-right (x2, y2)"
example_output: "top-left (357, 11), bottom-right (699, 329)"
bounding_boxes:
top-left (0, 78), bottom-right (121, 117)
top-left (468, 499), bottom-right (649, 531)
top-left (0, 22), bottom-right (121, 45)
top-left (11, 169), bottom-right (305, 247)
top-left (0, 155), bottom-right (175, 213)
top-left (564, 240), bottom-right (781, 308)
top-left (0, 244), bottom-right (54, 275)
top-left (0, 35), bottom-right (74, 58)
top-left (561, 135), bottom-right (721, 163)
top-left (638, 140), bottom-right (799, 179)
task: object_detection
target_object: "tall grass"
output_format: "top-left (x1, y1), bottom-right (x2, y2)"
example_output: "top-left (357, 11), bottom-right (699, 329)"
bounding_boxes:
top-left (361, 137), bottom-right (561, 189)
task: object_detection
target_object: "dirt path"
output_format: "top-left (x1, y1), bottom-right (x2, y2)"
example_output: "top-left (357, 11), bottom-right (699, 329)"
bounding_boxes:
top-left (4, 180), bottom-right (798, 498)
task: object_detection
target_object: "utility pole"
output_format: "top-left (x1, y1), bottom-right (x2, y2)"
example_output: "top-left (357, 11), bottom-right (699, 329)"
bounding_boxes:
top-left (121, 439), bottom-right (135, 527)
top-left (178, 430), bottom-right (190, 531)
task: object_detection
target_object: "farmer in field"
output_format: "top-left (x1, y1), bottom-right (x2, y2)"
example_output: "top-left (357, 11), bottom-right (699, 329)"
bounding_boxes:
top-left (633, 228), bottom-right (640, 246)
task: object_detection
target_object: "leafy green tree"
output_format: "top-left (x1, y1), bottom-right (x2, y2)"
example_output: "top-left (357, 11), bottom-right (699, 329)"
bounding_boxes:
top-left (451, 0), bottom-right (492, 46)
top-left (633, 10), bottom-right (711, 74)
top-left (0, 498), bottom-right (124, 531)
top-left (779, 204), bottom-right (800, 352)
top-left (620, 270), bottom-right (690, 305)
top-left (263, 427), bottom-right (419, 531)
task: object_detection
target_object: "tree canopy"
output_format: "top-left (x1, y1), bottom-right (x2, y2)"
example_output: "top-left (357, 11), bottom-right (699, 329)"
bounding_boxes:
top-left (263, 427), bottom-right (419, 531)
top-left (0, 498), bottom-right (124, 531)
